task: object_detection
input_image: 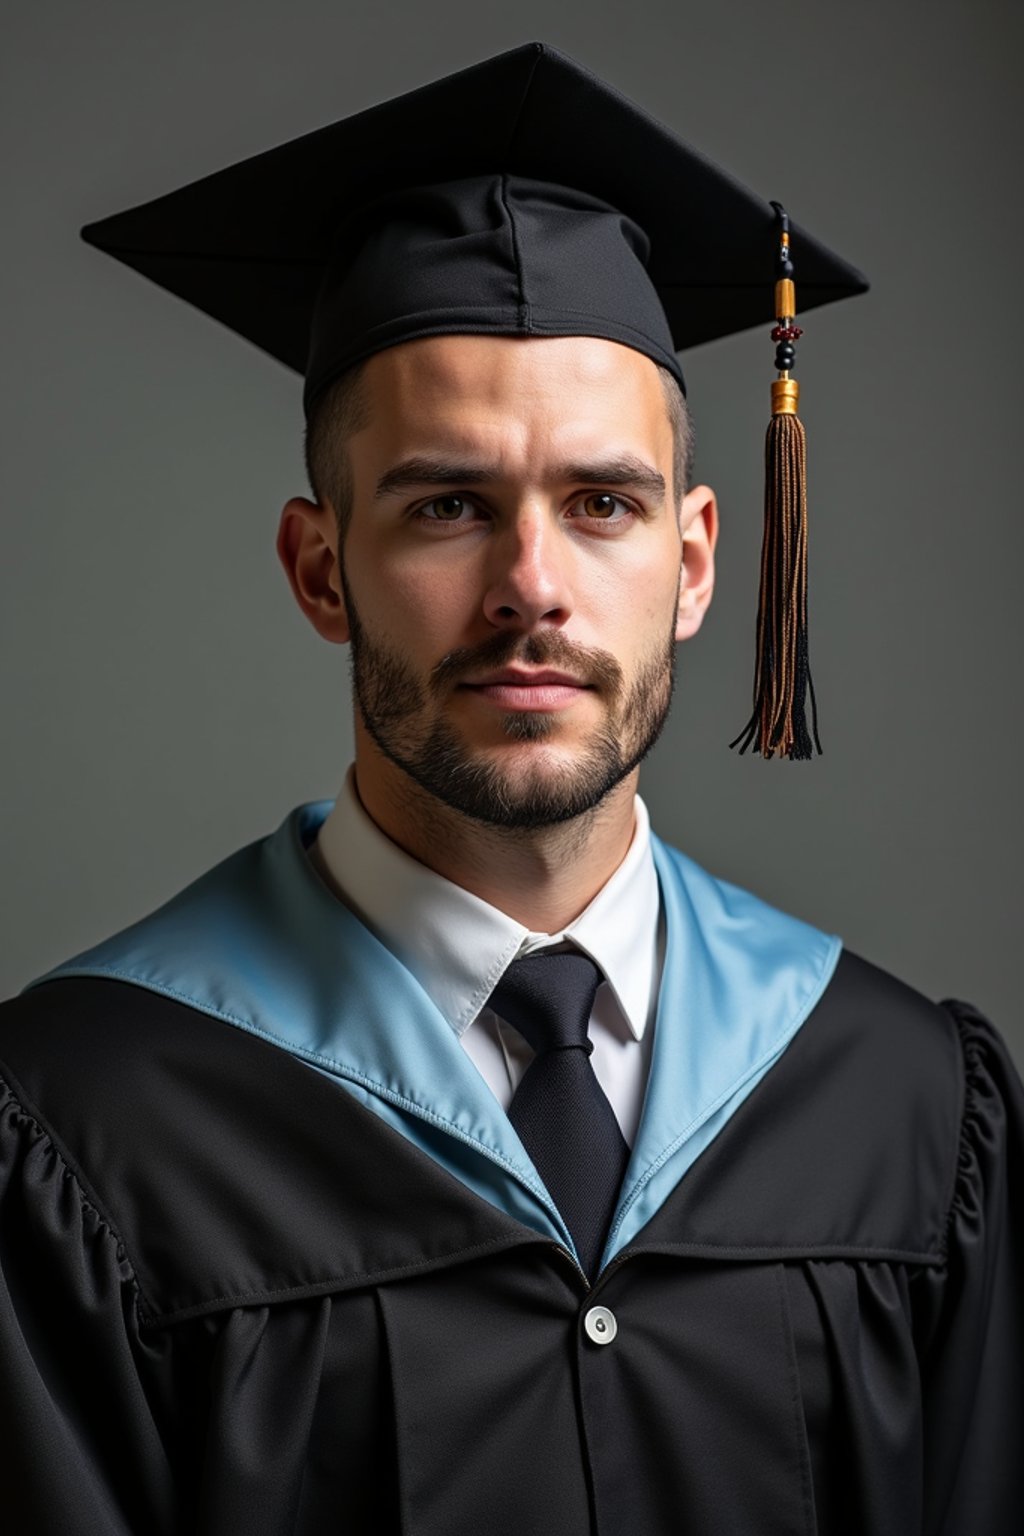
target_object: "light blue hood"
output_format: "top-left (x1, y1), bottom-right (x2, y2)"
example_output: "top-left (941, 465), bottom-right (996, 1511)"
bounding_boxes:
top-left (33, 802), bottom-right (841, 1269)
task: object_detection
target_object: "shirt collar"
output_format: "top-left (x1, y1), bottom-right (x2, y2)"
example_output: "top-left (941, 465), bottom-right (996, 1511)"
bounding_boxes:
top-left (313, 768), bottom-right (659, 1042)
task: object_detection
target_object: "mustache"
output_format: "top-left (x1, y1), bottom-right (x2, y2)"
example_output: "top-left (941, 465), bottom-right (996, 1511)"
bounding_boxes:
top-left (429, 631), bottom-right (624, 697)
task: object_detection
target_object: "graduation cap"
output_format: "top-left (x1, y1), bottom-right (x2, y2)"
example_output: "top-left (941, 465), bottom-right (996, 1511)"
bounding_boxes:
top-left (81, 41), bottom-right (868, 759)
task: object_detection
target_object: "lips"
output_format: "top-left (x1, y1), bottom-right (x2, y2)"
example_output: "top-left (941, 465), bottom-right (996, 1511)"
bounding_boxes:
top-left (462, 669), bottom-right (590, 688)
top-left (459, 669), bottom-right (593, 712)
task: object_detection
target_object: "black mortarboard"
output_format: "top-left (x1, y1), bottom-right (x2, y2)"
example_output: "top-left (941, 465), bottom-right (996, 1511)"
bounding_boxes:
top-left (81, 41), bottom-right (869, 758)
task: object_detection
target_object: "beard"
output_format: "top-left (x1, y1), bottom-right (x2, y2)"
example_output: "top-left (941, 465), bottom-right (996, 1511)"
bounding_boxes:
top-left (342, 579), bottom-right (677, 831)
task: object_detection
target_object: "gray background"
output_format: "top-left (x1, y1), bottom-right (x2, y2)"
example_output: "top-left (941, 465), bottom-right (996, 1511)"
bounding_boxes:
top-left (2, 0), bottom-right (1021, 1068)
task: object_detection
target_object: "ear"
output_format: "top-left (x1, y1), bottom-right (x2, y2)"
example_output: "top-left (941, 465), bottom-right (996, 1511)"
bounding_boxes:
top-left (675, 484), bottom-right (718, 642)
top-left (276, 496), bottom-right (351, 644)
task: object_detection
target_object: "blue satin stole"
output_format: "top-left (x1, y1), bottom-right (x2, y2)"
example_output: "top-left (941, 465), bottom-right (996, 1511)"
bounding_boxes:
top-left (32, 803), bottom-right (841, 1270)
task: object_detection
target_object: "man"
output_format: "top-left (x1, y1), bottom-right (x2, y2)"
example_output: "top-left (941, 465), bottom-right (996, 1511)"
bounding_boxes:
top-left (1, 42), bottom-right (1021, 1536)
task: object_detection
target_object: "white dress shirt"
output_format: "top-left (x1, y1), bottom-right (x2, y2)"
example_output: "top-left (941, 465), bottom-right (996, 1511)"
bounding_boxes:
top-left (311, 770), bottom-right (664, 1147)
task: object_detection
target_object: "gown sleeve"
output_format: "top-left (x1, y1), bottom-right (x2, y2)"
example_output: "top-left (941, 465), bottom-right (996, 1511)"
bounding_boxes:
top-left (0, 1072), bottom-right (177, 1535)
top-left (918, 1001), bottom-right (1024, 1536)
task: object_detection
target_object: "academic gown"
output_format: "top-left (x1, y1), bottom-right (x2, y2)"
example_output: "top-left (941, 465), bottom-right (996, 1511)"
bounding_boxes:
top-left (1, 808), bottom-right (1022, 1536)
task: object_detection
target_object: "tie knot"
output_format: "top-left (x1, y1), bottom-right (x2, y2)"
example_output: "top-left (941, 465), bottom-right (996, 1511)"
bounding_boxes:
top-left (489, 950), bottom-right (604, 1057)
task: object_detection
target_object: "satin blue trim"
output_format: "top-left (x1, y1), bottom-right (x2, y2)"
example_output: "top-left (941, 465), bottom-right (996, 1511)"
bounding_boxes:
top-left (603, 837), bottom-right (841, 1264)
top-left (32, 803), bottom-right (841, 1270)
top-left (33, 803), bottom-right (572, 1254)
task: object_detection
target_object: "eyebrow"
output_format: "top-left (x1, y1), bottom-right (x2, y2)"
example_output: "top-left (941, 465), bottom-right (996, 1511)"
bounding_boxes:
top-left (373, 453), bottom-right (666, 502)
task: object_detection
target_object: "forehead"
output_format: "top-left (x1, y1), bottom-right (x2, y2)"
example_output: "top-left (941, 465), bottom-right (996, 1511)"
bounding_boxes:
top-left (355, 334), bottom-right (671, 456)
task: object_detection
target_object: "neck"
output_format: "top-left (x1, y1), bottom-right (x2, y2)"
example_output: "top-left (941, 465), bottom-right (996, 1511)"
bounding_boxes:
top-left (352, 749), bottom-right (639, 933)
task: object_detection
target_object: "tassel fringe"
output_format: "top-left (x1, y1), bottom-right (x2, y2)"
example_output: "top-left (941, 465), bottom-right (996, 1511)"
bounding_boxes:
top-left (730, 410), bottom-right (821, 759)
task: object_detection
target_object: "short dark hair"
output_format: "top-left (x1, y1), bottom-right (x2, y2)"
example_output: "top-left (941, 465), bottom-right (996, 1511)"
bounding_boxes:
top-left (658, 365), bottom-right (695, 508)
top-left (305, 354), bottom-right (694, 536)
top-left (304, 361), bottom-right (373, 538)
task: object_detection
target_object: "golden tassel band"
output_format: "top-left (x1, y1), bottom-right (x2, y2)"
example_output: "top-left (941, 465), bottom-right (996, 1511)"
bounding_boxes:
top-left (771, 376), bottom-right (800, 416)
top-left (774, 277), bottom-right (795, 318)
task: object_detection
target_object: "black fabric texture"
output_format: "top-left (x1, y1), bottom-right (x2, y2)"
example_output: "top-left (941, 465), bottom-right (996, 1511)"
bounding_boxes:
top-left (305, 173), bottom-right (682, 412)
top-left (78, 42), bottom-right (869, 415)
top-left (491, 950), bottom-right (630, 1280)
top-left (0, 950), bottom-right (1021, 1533)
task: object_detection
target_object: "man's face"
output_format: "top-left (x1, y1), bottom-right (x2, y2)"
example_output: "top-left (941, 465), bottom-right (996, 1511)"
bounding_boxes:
top-left (318, 335), bottom-right (714, 829)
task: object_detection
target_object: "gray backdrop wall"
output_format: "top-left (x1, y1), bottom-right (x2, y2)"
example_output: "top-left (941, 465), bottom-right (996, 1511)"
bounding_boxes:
top-left (3, 0), bottom-right (1021, 1067)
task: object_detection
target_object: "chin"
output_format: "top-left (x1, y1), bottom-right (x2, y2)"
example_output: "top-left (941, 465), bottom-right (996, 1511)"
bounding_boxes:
top-left (425, 733), bottom-right (635, 831)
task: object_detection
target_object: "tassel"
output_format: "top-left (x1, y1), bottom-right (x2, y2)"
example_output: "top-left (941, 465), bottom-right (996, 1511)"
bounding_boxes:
top-left (731, 204), bottom-right (821, 760)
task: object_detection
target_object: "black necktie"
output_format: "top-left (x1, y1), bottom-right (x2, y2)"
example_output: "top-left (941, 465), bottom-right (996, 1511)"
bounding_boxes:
top-left (490, 950), bottom-right (630, 1279)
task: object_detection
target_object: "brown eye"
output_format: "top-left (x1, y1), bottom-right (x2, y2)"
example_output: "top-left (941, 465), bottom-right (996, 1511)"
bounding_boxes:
top-left (583, 493), bottom-right (625, 519)
top-left (426, 495), bottom-right (467, 520)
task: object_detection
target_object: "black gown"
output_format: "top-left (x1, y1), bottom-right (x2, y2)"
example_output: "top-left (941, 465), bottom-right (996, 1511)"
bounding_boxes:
top-left (0, 949), bottom-right (1021, 1535)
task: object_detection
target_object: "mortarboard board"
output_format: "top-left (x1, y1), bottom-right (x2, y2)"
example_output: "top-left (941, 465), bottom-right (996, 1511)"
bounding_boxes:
top-left (80, 41), bottom-right (869, 759)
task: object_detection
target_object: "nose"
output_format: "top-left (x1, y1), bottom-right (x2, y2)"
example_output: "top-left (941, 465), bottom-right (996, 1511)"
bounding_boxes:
top-left (482, 504), bottom-right (574, 631)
